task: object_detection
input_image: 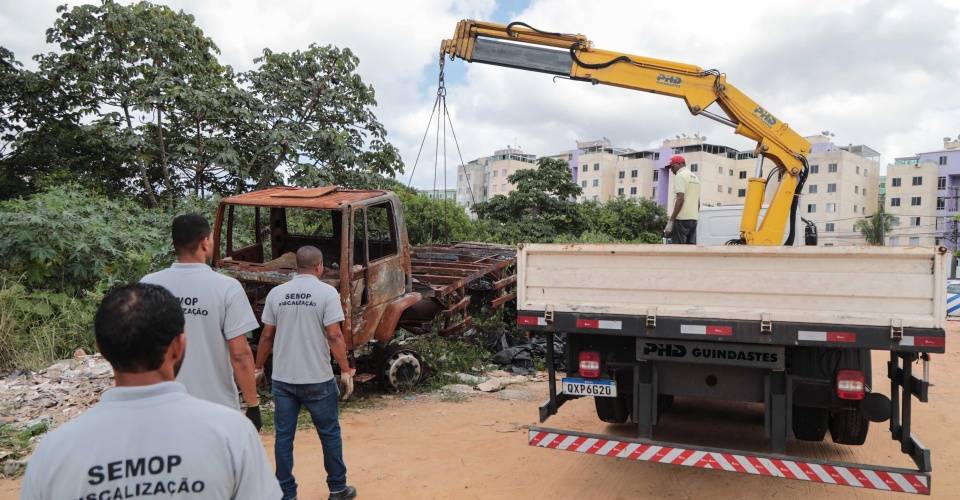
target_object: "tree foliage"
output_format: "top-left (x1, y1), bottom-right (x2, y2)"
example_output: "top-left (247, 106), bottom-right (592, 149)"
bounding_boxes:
top-left (854, 207), bottom-right (896, 245)
top-left (473, 157), bottom-right (584, 243)
top-left (0, 1), bottom-right (403, 203)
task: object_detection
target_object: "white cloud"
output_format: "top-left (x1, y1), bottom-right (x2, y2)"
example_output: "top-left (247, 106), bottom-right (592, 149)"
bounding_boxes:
top-left (3, 0), bottom-right (959, 188)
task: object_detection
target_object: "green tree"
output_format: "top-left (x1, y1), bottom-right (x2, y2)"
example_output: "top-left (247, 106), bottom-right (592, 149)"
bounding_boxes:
top-left (473, 157), bottom-right (584, 242)
top-left (578, 197), bottom-right (667, 242)
top-left (37, 0), bottom-right (229, 206)
top-left (236, 44), bottom-right (403, 189)
top-left (855, 207), bottom-right (896, 245)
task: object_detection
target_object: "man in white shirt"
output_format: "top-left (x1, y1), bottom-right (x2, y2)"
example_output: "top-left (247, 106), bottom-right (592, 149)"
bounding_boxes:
top-left (141, 214), bottom-right (262, 428)
top-left (255, 245), bottom-right (356, 500)
top-left (20, 283), bottom-right (282, 500)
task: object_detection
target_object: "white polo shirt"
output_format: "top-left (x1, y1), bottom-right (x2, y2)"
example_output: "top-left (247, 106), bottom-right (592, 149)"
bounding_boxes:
top-left (672, 166), bottom-right (702, 221)
top-left (20, 382), bottom-right (282, 500)
top-left (141, 263), bottom-right (259, 409)
top-left (261, 274), bottom-right (345, 385)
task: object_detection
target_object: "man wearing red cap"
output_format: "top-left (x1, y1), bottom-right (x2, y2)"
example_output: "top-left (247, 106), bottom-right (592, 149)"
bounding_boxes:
top-left (664, 155), bottom-right (701, 244)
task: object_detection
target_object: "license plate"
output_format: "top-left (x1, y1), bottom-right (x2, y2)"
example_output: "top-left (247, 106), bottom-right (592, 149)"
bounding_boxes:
top-left (561, 377), bottom-right (617, 397)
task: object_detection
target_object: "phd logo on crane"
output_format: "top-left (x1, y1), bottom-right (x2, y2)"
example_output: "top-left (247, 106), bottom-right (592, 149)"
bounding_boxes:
top-left (656, 74), bottom-right (682, 87)
top-left (753, 106), bottom-right (778, 127)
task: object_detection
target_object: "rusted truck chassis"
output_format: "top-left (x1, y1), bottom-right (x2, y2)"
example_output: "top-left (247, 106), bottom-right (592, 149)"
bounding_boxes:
top-left (212, 186), bottom-right (515, 389)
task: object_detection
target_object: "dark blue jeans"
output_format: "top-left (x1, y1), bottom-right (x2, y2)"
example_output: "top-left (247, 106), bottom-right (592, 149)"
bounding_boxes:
top-left (272, 378), bottom-right (347, 499)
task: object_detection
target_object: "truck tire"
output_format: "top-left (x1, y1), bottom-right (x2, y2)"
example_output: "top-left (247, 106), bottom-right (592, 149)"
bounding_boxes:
top-left (829, 409), bottom-right (869, 445)
top-left (792, 406), bottom-right (828, 441)
top-left (379, 343), bottom-right (424, 392)
top-left (595, 395), bottom-right (630, 423)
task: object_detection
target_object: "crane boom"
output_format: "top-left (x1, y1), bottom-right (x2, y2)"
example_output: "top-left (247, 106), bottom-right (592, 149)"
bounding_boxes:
top-left (441, 20), bottom-right (812, 245)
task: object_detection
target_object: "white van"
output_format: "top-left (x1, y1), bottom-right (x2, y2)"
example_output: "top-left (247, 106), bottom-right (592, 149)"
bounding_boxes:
top-left (696, 205), bottom-right (811, 246)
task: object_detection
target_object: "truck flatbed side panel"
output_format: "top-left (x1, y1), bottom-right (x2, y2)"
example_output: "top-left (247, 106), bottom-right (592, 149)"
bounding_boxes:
top-left (517, 244), bottom-right (947, 330)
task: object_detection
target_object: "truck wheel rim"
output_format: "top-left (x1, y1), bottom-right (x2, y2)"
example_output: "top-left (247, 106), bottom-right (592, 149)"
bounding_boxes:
top-left (388, 352), bottom-right (422, 389)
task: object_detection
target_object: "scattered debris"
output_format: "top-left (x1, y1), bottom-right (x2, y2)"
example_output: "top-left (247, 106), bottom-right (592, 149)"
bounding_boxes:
top-left (0, 353), bottom-right (113, 473)
top-left (491, 333), bottom-right (566, 375)
top-left (474, 375), bottom-right (528, 393)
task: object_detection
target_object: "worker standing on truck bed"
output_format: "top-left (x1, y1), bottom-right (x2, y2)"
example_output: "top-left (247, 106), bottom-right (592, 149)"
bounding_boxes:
top-left (20, 283), bottom-right (282, 500)
top-left (254, 245), bottom-right (357, 500)
top-left (141, 214), bottom-right (263, 429)
top-left (663, 155), bottom-right (701, 244)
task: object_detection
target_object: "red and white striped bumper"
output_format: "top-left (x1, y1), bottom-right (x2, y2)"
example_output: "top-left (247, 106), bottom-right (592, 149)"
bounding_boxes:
top-left (528, 427), bottom-right (930, 495)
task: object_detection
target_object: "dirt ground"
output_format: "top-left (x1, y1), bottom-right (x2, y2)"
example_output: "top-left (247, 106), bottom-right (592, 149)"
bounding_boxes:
top-left (3, 324), bottom-right (958, 499)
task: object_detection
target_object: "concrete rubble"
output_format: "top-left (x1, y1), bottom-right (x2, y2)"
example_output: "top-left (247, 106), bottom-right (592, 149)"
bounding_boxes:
top-left (0, 350), bottom-right (113, 474)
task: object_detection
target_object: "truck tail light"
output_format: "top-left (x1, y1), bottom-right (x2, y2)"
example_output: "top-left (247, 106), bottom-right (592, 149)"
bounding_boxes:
top-left (579, 351), bottom-right (601, 378)
top-left (836, 369), bottom-right (865, 400)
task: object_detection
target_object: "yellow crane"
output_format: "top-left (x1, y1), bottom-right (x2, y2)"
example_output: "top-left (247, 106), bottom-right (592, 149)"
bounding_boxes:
top-left (441, 20), bottom-right (812, 245)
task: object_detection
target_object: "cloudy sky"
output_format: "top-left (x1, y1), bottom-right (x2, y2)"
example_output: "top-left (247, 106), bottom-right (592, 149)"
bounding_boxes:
top-left (3, 0), bottom-right (959, 189)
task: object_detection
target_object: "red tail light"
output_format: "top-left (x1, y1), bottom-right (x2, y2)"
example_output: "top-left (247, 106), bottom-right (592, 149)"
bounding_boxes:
top-left (579, 351), bottom-right (601, 378)
top-left (836, 369), bottom-right (865, 400)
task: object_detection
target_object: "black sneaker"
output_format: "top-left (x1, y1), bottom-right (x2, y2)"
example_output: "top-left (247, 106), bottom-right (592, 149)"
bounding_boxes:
top-left (329, 485), bottom-right (357, 500)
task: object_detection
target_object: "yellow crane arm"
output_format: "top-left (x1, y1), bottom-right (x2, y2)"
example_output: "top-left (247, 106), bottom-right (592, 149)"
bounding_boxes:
top-left (441, 20), bottom-right (812, 245)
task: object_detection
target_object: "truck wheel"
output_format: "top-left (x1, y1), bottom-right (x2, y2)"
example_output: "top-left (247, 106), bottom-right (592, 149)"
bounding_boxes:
top-left (595, 396), bottom-right (630, 423)
top-left (379, 344), bottom-right (424, 392)
top-left (792, 406), bottom-right (828, 441)
top-left (829, 409), bottom-right (869, 445)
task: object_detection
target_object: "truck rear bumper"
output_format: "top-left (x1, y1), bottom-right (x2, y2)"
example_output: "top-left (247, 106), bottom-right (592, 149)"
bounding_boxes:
top-left (528, 425), bottom-right (931, 495)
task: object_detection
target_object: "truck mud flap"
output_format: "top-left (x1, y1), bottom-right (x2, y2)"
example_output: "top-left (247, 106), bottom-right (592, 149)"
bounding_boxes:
top-left (528, 426), bottom-right (931, 495)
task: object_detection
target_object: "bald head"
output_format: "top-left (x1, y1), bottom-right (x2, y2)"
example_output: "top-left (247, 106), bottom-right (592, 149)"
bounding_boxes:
top-left (296, 245), bottom-right (324, 273)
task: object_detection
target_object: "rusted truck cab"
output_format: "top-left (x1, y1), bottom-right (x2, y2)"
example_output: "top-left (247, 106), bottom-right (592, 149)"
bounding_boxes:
top-left (212, 186), bottom-right (515, 389)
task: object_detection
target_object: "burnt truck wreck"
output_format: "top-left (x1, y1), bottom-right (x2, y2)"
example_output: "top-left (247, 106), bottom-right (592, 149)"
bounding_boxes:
top-left (211, 186), bottom-right (516, 390)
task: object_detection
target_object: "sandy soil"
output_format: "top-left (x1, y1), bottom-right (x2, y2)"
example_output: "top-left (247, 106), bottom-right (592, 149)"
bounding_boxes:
top-left (3, 324), bottom-right (958, 499)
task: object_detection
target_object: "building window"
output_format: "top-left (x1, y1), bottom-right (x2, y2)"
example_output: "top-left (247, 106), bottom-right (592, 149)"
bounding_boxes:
top-left (593, 163), bottom-right (600, 171)
top-left (618, 171), bottom-right (625, 179)
top-left (592, 195), bottom-right (598, 201)
top-left (492, 170), bottom-right (497, 177)
top-left (827, 183), bottom-right (837, 193)
top-left (810, 164), bottom-right (819, 174)
top-left (855, 185), bottom-right (859, 194)
top-left (631, 169), bottom-right (639, 178)
top-left (502, 169), bottom-right (506, 176)
top-left (890, 197), bottom-right (900, 207)
top-left (581, 164), bottom-right (588, 172)
top-left (617, 188), bottom-right (624, 196)
top-left (738, 171), bottom-right (746, 179)
top-left (738, 189), bottom-right (746, 197)
top-left (911, 196), bottom-right (921, 206)
top-left (856, 166), bottom-right (860, 174)
top-left (912, 176), bottom-right (923, 186)
top-left (825, 223), bottom-right (835, 232)
top-left (828, 163), bottom-right (838, 173)
top-left (864, 168), bottom-right (869, 176)
top-left (592, 179), bottom-right (599, 187)
top-left (809, 184), bottom-right (818, 194)
top-left (653, 170), bottom-right (659, 181)
top-left (891, 177), bottom-right (901, 187)
top-left (727, 187), bottom-right (732, 194)
top-left (854, 204), bottom-right (858, 213)
top-left (652, 187), bottom-right (657, 198)
top-left (862, 206), bottom-right (866, 214)
top-left (630, 187), bottom-right (637, 195)
top-left (581, 180), bottom-right (587, 188)
top-left (940, 156), bottom-right (948, 166)
top-left (909, 237), bottom-right (920, 246)
top-left (807, 203), bottom-right (816, 213)
top-left (717, 185), bottom-right (722, 192)
top-left (938, 197), bottom-right (946, 210)
top-left (728, 169), bottom-right (734, 176)
top-left (826, 203), bottom-right (836, 213)
top-left (690, 163), bottom-right (698, 172)
top-left (889, 236), bottom-right (899, 246)
top-left (939, 176), bottom-right (947, 190)
top-left (911, 216), bottom-right (921, 227)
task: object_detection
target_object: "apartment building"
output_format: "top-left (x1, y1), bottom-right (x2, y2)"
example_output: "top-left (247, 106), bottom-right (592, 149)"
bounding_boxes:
top-left (659, 135), bottom-right (758, 209)
top-left (885, 136), bottom-right (960, 248)
top-left (616, 151), bottom-right (660, 201)
top-left (884, 160), bottom-right (939, 247)
top-left (800, 135), bottom-right (881, 245)
top-left (569, 138), bottom-right (634, 203)
top-left (455, 147), bottom-right (536, 208)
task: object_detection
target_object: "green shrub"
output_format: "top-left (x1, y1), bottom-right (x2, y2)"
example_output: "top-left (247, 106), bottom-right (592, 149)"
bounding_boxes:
top-left (0, 277), bottom-right (99, 372)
